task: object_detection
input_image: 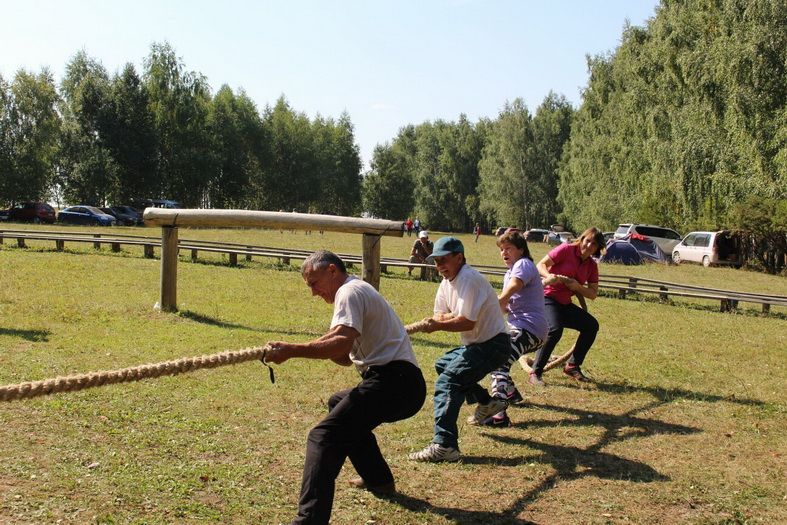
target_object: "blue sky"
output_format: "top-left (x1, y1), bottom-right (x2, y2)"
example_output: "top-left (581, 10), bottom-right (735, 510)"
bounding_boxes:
top-left (1, 0), bottom-right (659, 169)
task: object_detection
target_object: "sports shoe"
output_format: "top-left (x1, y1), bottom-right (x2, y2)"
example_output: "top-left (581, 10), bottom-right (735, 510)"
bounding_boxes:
top-left (477, 412), bottom-right (511, 427)
top-left (472, 398), bottom-right (508, 423)
top-left (348, 477), bottom-right (396, 494)
top-left (563, 365), bottom-right (591, 382)
top-left (408, 443), bottom-right (461, 462)
top-left (467, 410), bottom-right (509, 426)
top-left (505, 387), bottom-right (524, 404)
top-left (528, 372), bottom-right (545, 387)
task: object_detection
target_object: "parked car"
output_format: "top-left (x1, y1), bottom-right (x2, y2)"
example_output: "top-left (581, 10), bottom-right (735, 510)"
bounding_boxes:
top-left (672, 230), bottom-right (742, 268)
top-left (525, 228), bottom-right (549, 243)
top-left (0, 209), bottom-right (8, 221)
top-left (57, 206), bottom-right (117, 226)
top-left (132, 198), bottom-right (181, 212)
top-left (101, 206), bottom-right (143, 226)
top-left (614, 223), bottom-right (682, 254)
top-left (547, 231), bottom-right (576, 246)
top-left (6, 202), bottom-right (56, 224)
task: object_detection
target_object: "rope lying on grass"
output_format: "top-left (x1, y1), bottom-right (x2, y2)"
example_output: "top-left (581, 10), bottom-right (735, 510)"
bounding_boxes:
top-left (0, 345), bottom-right (272, 402)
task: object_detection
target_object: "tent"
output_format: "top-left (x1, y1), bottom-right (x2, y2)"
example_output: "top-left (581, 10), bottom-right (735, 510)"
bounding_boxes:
top-left (600, 233), bottom-right (671, 265)
top-left (626, 233), bottom-right (671, 263)
top-left (600, 239), bottom-right (643, 265)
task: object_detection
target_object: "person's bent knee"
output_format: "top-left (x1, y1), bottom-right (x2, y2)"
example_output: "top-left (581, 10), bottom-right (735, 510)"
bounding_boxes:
top-left (584, 315), bottom-right (599, 334)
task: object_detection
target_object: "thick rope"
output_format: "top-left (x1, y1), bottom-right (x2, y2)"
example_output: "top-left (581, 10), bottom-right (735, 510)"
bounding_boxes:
top-left (0, 345), bottom-right (271, 402)
top-left (404, 319), bottom-right (430, 334)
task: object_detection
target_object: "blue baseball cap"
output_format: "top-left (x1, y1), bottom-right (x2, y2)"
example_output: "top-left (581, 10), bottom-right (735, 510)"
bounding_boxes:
top-left (431, 236), bottom-right (464, 257)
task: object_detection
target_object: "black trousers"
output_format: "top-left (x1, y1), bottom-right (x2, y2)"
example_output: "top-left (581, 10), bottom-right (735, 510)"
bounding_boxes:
top-left (291, 360), bottom-right (426, 525)
top-left (531, 297), bottom-right (599, 375)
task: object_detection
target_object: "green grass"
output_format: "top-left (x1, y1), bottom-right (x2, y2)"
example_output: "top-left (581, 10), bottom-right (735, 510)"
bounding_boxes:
top-left (0, 226), bottom-right (785, 524)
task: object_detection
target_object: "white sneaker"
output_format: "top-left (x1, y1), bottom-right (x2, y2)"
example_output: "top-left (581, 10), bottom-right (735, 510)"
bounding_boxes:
top-left (472, 398), bottom-right (508, 423)
top-left (408, 443), bottom-right (461, 462)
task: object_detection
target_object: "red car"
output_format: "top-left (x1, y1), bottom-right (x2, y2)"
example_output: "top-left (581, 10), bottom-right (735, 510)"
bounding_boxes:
top-left (7, 202), bottom-right (57, 224)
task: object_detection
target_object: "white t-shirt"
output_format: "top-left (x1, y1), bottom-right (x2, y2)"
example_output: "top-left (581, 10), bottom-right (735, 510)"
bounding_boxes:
top-left (331, 276), bottom-right (418, 374)
top-left (433, 264), bottom-right (507, 346)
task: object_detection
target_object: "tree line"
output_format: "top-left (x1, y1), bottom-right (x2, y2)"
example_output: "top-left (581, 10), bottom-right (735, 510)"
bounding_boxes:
top-left (366, 0), bottom-right (785, 234)
top-left (1, 0), bottom-right (785, 239)
top-left (1, 43), bottom-right (361, 215)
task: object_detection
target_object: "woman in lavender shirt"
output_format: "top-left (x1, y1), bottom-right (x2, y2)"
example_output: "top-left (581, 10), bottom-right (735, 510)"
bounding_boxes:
top-left (471, 229), bottom-right (548, 427)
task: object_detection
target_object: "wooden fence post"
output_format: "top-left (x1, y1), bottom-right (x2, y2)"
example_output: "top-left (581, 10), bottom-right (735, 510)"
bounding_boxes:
top-left (56, 240), bottom-right (64, 251)
top-left (93, 234), bottom-right (101, 250)
top-left (17, 237), bottom-right (25, 248)
top-left (159, 226), bottom-right (178, 312)
top-left (362, 234), bottom-right (382, 290)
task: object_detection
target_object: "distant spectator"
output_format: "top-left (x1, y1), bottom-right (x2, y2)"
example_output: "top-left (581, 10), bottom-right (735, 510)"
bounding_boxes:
top-left (413, 217), bottom-right (421, 234)
top-left (473, 223), bottom-right (481, 243)
top-left (405, 217), bottom-right (414, 237)
top-left (409, 230), bottom-right (433, 276)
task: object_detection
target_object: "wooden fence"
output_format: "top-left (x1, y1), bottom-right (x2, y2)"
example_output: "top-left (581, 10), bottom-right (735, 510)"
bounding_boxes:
top-left (2, 228), bottom-right (785, 315)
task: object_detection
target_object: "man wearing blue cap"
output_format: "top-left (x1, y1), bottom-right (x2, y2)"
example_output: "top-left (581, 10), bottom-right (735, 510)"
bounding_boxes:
top-left (409, 236), bottom-right (512, 462)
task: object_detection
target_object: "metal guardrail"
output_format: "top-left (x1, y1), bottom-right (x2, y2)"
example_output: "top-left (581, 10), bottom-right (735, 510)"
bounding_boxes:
top-left (2, 228), bottom-right (785, 315)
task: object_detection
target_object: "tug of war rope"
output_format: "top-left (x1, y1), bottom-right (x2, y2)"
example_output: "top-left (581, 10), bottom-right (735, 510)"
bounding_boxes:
top-left (3, 310), bottom-right (574, 402)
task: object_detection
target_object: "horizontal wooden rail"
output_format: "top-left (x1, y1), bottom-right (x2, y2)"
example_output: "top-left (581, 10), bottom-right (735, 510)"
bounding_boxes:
top-left (142, 209), bottom-right (404, 237)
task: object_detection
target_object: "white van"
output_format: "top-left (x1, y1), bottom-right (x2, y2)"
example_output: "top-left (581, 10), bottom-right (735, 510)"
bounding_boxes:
top-left (671, 231), bottom-right (742, 267)
top-left (614, 224), bottom-right (682, 254)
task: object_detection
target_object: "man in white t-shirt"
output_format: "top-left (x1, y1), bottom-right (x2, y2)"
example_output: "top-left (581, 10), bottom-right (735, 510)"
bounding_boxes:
top-left (408, 237), bottom-right (511, 463)
top-left (265, 250), bottom-right (426, 525)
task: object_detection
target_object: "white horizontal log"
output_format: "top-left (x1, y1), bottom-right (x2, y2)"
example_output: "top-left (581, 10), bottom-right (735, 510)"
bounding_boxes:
top-left (143, 208), bottom-right (404, 237)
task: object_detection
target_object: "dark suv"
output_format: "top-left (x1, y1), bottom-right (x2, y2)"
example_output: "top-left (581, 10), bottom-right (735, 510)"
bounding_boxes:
top-left (7, 202), bottom-right (57, 224)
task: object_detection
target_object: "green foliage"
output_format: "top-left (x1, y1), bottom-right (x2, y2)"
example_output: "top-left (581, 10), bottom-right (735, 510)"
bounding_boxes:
top-left (208, 85), bottom-right (265, 208)
top-left (0, 69), bottom-right (61, 205)
top-left (57, 51), bottom-right (116, 206)
top-left (559, 0), bottom-right (787, 232)
top-left (144, 42), bottom-right (216, 207)
top-left (362, 140), bottom-right (415, 220)
top-left (103, 64), bottom-right (159, 203)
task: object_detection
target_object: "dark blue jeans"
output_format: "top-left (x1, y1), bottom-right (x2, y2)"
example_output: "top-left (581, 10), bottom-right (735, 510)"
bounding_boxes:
top-left (432, 332), bottom-right (511, 449)
top-left (531, 297), bottom-right (599, 376)
top-left (291, 360), bottom-right (426, 525)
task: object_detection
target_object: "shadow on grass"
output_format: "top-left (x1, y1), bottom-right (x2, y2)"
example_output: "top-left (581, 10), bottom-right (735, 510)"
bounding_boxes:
top-left (178, 310), bottom-right (260, 330)
top-left (590, 378), bottom-right (767, 407)
top-left (0, 327), bottom-right (50, 342)
top-left (177, 310), bottom-right (323, 339)
top-left (387, 393), bottom-right (693, 522)
top-left (378, 491), bottom-right (536, 525)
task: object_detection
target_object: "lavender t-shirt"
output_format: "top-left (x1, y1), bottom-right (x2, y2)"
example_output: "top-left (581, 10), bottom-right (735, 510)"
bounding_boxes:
top-left (504, 257), bottom-right (549, 341)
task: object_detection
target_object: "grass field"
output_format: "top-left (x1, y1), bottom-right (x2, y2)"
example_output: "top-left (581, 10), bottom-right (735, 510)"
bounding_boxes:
top-left (1, 225), bottom-right (785, 524)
